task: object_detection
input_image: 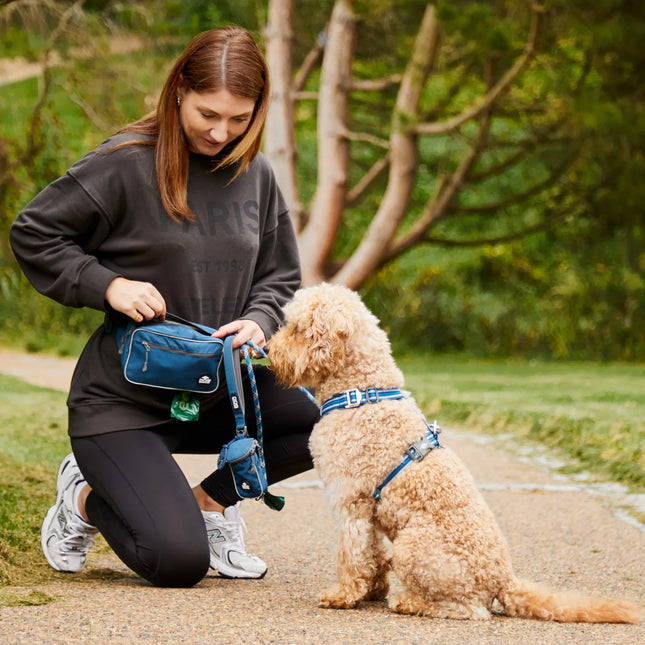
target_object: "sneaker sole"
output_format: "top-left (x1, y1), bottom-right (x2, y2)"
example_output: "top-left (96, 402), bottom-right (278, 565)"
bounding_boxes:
top-left (209, 558), bottom-right (268, 579)
top-left (215, 567), bottom-right (268, 580)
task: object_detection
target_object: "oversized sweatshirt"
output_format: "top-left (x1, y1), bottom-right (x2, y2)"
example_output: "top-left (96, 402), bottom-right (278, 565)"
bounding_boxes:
top-left (9, 133), bottom-right (302, 436)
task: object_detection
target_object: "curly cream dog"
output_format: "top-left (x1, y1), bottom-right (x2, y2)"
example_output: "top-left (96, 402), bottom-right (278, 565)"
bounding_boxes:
top-left (269, 283), bottom-right (642, 623)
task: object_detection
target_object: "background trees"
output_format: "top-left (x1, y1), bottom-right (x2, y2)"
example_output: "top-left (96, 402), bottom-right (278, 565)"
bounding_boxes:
top-left (0, 0), bottom-right (643, 359)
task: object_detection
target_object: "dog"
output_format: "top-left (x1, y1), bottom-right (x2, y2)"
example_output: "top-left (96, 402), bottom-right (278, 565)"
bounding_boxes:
top-left (269, 283), bottom-right (643, 623)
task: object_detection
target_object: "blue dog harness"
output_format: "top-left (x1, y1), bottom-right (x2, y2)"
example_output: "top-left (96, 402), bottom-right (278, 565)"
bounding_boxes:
top-left (373, 420), bottom-right (441, 501)
top-left (320, 387), bottom-right (407, 416)
top-left (319, 387), bottom-right (442, 501)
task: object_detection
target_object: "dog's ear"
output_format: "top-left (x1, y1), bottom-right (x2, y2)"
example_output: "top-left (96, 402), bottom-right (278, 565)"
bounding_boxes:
top-left (304, 294), bottom-right (356, 376)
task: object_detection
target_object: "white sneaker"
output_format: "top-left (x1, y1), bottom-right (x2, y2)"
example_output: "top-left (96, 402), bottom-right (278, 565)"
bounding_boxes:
top-left (203, 502), bottom-right (267, 579)
top-left (41, 453), bottom-right (99, 573)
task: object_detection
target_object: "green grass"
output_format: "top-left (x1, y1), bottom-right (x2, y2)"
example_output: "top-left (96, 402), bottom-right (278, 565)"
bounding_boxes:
top-left (0, 375), bottom-right (71, 592)
top-left (1, 354), bottom-right (644, 597)
top-left (0, 374), bottom-right (124, 603)
top-left (400, 355), bottom-right (645, 490)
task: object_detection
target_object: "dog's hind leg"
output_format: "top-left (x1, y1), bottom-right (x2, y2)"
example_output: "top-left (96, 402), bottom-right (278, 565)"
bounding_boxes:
top-left (389, 526), bottom-right (492, 620)
top-left (319, 499), bottom-right (387, 609)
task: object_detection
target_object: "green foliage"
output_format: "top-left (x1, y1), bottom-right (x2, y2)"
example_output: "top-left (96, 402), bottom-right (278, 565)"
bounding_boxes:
top-left (0, 269), bottom-right (103, 355)
top-left (1, 0), bottom-right (644, 361)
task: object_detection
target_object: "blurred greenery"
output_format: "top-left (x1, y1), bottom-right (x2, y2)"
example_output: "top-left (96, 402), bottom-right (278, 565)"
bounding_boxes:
top-left (0, 0), bottom-right (643, 361)
top-left (402, 354), bottom-right (645, 490)
top-left (0, 375), bottom-right (124, 595)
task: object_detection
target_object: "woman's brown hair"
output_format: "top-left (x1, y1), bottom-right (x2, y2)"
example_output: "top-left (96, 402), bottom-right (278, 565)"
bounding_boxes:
top-left (119, 27), bottom-right (271, 222)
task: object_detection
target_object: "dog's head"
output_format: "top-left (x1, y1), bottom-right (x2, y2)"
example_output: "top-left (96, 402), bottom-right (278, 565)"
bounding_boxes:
top-left (269, 283), bottom-right (389, 388)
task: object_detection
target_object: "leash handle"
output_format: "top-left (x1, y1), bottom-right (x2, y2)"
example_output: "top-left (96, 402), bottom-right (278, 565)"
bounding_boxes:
top-left (223, 336), bottom-right (247, 435)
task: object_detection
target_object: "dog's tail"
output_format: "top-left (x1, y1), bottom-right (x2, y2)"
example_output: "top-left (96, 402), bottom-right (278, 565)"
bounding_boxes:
top-left (498, 579), bottom-right (643, 624)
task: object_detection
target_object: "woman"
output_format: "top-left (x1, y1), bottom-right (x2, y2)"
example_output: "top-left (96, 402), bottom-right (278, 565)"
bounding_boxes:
top-left (10, 27), bottom-right (318, 587)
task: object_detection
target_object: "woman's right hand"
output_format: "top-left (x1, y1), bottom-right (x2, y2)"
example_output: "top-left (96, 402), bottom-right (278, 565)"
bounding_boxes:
top-left (105, 277), bottom-right (167, 323)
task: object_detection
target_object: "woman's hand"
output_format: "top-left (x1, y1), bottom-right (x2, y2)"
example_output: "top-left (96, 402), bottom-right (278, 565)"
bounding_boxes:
top-left (105, 277), bottom-right (167, 323)
top-left (213, 319), bottom-right (266, 351)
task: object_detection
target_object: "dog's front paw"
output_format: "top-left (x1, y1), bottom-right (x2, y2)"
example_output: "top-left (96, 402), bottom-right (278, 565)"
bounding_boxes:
top-left (318, 585), bottom-right (361, 609)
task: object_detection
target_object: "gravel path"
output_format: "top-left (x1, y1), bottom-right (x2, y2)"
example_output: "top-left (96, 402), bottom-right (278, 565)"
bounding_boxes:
top-left (0, 348), bottom-right (643, 644)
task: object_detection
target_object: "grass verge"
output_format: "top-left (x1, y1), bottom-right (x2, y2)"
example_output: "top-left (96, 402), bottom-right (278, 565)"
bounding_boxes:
top-left (401, 355), bottom-right (645, 491)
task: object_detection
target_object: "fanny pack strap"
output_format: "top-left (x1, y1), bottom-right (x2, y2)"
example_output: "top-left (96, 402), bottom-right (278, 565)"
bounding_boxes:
top-left (164, 312), bottom-right (215, 337)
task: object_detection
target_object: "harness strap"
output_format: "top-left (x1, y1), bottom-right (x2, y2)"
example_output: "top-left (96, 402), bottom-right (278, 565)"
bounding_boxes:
top-left (373, 420), bottom-right (442, 501)
top-left (320, 387), bottom-right (407, 416)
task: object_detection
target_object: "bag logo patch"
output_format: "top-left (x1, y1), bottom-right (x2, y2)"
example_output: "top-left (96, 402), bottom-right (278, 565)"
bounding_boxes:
top-left (198, 374), bottom-right (213, 386)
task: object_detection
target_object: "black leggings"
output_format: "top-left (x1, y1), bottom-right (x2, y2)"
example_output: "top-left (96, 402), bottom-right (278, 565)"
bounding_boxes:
top-left (71, 367), bottom-right (318, 587)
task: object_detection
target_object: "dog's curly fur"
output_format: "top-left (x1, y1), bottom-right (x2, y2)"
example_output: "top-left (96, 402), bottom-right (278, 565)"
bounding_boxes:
top-left (269, 283), bottom-right (643, 623)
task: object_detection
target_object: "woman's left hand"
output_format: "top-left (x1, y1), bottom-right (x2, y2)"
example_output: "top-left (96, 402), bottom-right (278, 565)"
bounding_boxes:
top-left (213, 319), bottom-right (266, 351)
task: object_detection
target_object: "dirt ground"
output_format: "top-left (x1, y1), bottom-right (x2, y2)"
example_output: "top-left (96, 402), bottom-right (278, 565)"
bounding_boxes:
top-left (0, 347), bottom-right (643, 644)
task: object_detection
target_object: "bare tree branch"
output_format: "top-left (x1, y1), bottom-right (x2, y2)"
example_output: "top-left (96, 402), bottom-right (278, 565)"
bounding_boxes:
top-left (340, 127), bottom-right (390, 149)
top-left (345, 156), bottom-right (389, 207)
top-left (421, 210), bottom-right (573, 248)
top-left (264, 0), bottom-right (305, 230)
top-left (413, 7), bottom-right (542, 136)
top-left (454, 156), bottom-right (576, 215)
top-left (299, 0), bottom-right (357, 285)
top-left (293, 30), bottom-right (325, 92)
top-left (351, 74), bottom-right (402, 91)
top-left (385, 108), bottom-right (492, 261)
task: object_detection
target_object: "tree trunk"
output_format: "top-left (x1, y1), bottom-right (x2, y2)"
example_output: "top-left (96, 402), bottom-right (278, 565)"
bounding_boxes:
top-left (264, 0), bottom-right (304, 231)
top-left (332, 4), bottom-right (440, 288)
top-left (298, 0), bottom-right (356, 286)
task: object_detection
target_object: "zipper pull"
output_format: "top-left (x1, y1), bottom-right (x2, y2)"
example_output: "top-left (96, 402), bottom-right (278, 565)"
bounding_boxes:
top-left (142, 341), bottom-right (150, 372)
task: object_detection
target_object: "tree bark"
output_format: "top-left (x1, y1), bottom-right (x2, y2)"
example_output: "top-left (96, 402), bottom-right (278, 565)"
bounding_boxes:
top-left (264, 0), bottom-right (304, 231)
top-left (298, 0), bottom-right (356, 286)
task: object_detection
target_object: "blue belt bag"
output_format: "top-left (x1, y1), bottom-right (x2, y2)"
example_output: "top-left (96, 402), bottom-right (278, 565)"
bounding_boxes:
top-left (113, 314), bottom-right (224, 394)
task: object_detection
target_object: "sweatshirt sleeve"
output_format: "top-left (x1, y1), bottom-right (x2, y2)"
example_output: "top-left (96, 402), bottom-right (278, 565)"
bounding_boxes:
top-left (9, 159), bottom-right (121, 311)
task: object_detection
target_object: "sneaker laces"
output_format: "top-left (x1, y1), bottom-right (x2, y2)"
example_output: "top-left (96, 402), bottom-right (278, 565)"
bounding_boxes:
top-left (60, 516), bottom-right (97, 552)
top-left (222, 505), bottom-right (248, 552)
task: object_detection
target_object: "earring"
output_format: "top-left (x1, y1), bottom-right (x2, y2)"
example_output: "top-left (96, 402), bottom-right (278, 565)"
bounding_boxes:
top-left (176, 96), bottom-right (181, 107)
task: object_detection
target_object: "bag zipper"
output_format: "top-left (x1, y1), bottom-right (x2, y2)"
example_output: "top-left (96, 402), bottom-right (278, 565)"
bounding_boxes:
top-left (139, 340), bottom-right (221, 373)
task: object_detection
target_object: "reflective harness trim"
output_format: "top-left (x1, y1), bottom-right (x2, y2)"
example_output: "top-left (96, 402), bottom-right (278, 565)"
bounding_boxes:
top-left (320, 387), bottom-right (407, 417)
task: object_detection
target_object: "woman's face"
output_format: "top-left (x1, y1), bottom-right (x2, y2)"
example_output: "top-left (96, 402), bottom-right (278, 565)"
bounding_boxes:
top-left (177, 87), bottom-right (256, 156)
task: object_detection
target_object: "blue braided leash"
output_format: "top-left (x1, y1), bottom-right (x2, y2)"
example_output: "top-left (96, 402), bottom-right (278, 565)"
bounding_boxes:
top-left (240, 341), bottom-right (318, 511)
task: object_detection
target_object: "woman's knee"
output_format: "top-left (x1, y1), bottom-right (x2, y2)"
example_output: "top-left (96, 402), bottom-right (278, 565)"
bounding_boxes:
top-left (142, 533), bottom-right (210, 588)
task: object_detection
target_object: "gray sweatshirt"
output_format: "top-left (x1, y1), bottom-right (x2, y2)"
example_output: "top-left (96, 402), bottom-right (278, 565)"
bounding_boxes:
top-left (10, 134), bottom-right (301, 436)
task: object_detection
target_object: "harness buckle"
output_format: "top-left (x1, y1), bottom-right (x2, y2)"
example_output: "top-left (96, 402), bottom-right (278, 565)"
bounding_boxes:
top-left (344, 388), bottom-right (363, 408)
top-left (405, 437), bottom-right (433, 461)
